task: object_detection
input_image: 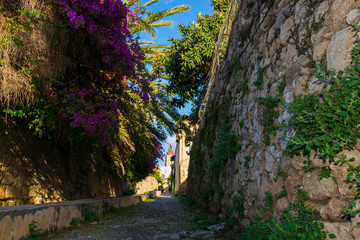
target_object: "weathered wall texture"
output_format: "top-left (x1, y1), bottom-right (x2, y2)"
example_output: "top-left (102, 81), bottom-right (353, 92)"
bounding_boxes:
top-left (0, 195), bottom-right (146, 240)
top-left (0, 116), bottom-right (126, 206)
top-left (134, 176), bottom-right (159, 194)
top-left (188, 0), bottom-right (360, 238)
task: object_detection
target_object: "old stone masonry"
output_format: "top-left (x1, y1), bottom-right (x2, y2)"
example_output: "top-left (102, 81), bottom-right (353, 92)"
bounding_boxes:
top-left (187, 0), bottom-right (360, 239)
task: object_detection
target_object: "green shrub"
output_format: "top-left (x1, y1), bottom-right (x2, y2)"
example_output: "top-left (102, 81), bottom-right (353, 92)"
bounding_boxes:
top-left (84, 206), bottom-right (99, 222)
top-left (232, 191), bottom-right (245, 220)
top-left (28, 220), bottom-right (42, 240)
top-left (239, 187), bottom-right (335, 240)
top-left (254, 67), bottom-right (266, 90)
top-left (70, 217), bottom-right (80, 226)
top-left (123, 188), bottom-right (136, 196)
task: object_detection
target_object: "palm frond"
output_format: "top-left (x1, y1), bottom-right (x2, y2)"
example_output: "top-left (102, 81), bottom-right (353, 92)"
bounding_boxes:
top-left (142, 0), bottom-right (159, 8)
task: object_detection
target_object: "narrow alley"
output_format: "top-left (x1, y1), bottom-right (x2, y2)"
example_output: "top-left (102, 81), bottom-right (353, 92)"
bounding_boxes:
top-left (45, 194), bottom-right (217, 240)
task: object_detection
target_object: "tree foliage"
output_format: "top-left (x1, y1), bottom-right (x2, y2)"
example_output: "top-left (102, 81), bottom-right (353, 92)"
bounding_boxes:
top-left (0, 0), bottom-right (184, 183)
top-left (153, 0), bottom-right (229, 110)
top-left (126, 0), bottom-right (190, 64)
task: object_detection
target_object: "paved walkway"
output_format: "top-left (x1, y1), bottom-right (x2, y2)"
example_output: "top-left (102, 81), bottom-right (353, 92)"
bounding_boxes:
top-left (45, 194), bottom-right (215, 240)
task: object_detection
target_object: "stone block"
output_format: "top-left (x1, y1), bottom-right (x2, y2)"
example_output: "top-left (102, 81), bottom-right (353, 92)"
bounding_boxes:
top-left (313, 41), bottom-right (330, 60)
top-left (275, 197), bottom-right (289, 213)
top-left (302, 172), bottom-right (337, 201)
top-left (0, 216), bottom-right (13, 240)
top-left (325, 197), bottom-right (347, 221)
top-left (347, 9), bottom-right (360, 25)
top-left (330, 0), bottom-right (360, 32)
top-left (135, 176), bottom-right (158, 195)
top-left (285, 171), bottom-right (303, 203)
top-left (327, 28), bottom-right (355, 70)
top-left (323, 222), bottom-right (353, 240)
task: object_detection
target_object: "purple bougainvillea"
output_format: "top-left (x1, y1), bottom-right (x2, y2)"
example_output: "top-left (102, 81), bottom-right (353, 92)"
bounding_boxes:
top-left (43, 0), bottom-right (162, 168)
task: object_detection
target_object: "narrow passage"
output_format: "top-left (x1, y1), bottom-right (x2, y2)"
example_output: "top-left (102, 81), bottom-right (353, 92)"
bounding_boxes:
top-left (46, 194), bottom-right (215, 240)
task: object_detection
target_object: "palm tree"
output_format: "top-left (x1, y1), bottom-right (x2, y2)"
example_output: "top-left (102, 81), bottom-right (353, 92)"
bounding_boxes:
top-left (126, 0), bottom-right (190, 38)
top-left (125, 0), bottom-right (190, 64)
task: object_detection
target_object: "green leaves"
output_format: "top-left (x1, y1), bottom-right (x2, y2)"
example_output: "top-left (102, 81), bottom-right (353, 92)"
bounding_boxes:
top-left (286, 39), bottom-right (360, 162)
top-left (154, 2), bottom-right (229, 111)
top-left (285, 29), bottom-right (360, 203)
top-left (239, 187), bottom-right (330, 240)
top-left (254, 67), bottom-right (266, 90)
top-left (328, 233), bottom-right (336, 239)
top-left (256, 96), bottom-right (281, 145)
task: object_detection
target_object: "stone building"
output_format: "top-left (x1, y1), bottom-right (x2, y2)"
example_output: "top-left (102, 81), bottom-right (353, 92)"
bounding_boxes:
top-left (159, 146), bottom-right (174, 191)
top-left (165, 145), bottom-right (175, 167)
top-left (171, 122), bottom-right (196, 195)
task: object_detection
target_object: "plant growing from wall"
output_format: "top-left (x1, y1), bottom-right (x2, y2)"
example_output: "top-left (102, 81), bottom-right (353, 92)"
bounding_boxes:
top-left (209, 120), bottom-right (240, 183)
top-left (254, 67), bottom-right (266, 90)
top-left (259, 191), bottom-right (274, 215)
top-left (285, 22), bottom-right (360, 216)
top-left (84, 206), bottom-right (99, 222)
top-left (244, 155), bottom-right (251, 170)
top-left (28, 221), bottom-right (42, 240)
top-left (256, 96), bottom-right (281, 146)
top-left (233, 65), bottom-right (249, 95)
top-left (70, 217), bottom-right (80, 226)
top-left (232, 190), bottom-right (245, 220)
top-left (238, 187), bottom-right (335, 239)
top-left (286, 23), bottom-right (360, 162)
top-left (318, 167), bottom-right (331, 181)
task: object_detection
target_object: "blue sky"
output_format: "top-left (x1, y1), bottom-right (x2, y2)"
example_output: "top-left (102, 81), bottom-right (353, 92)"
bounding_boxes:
top-left (139, 0), bottom-right (214, 46)
top-left (137, 0), bottom-right (214, 166)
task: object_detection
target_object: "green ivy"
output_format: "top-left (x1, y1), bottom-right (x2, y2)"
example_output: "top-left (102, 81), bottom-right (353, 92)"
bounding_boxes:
top-left (254, 67), bottom-right (266, 90)
top-left (259, 191), bottom-right (274, 214)
top-left (244, 155), bottom-right (251, 169)
top-left (286, 25), bottom-right (360, 162)
top-left (84, 206), bottom-right (99, 222)
top-left (239, 187), bottom-right (335, 240)
top-left (256, 96), bottom-right (281, 145)
top-left (277, 78), bottom-right (286, 98)
top-left (232, 190), bottom-right (245, 220)
top-left (234, 66), bottom-right (249, 94)
top-left (317, 167), bottom-right (331, 181)
top-left (285, 23), bottom-right (360, 218)
top-left (209, 121), bottom-right (240, 183)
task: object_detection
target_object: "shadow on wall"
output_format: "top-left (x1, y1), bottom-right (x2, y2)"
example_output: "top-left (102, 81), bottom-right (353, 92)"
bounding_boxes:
top-left (179, 180), bottom-right (187, 196)
top-left (0, 116), bottom-right (125, 206)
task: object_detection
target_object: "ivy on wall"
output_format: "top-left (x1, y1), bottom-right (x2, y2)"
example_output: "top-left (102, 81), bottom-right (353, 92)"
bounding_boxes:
top-left (285, 23), bottom-right (360, 214)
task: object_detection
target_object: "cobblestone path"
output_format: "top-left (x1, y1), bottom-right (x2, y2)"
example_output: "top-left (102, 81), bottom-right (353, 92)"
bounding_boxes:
top-left (45, 194), bottom-right (216, 240)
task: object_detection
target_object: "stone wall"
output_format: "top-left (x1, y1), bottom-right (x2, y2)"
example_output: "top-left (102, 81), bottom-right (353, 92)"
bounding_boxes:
top-left (0, 116), bottom-right (126, 206)
top-left (134, 176), bottom-right (159, 194)
top-left (0, 195), bottom-right (146, 240)
top-left (188, 0), bottom-right (360, 238)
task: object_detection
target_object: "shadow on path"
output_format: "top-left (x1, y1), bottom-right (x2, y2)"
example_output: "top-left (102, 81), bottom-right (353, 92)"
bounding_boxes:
top-left (46, 194), bottom-right (214, 240)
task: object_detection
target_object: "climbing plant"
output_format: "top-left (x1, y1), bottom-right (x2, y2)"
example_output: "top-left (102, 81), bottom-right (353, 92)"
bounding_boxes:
top-left (286, 23), bottom-right (360, 162)
top-left (285, 22), bottom-right (360, 216)
top-left (238, 187), bottom-right (335, 240)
